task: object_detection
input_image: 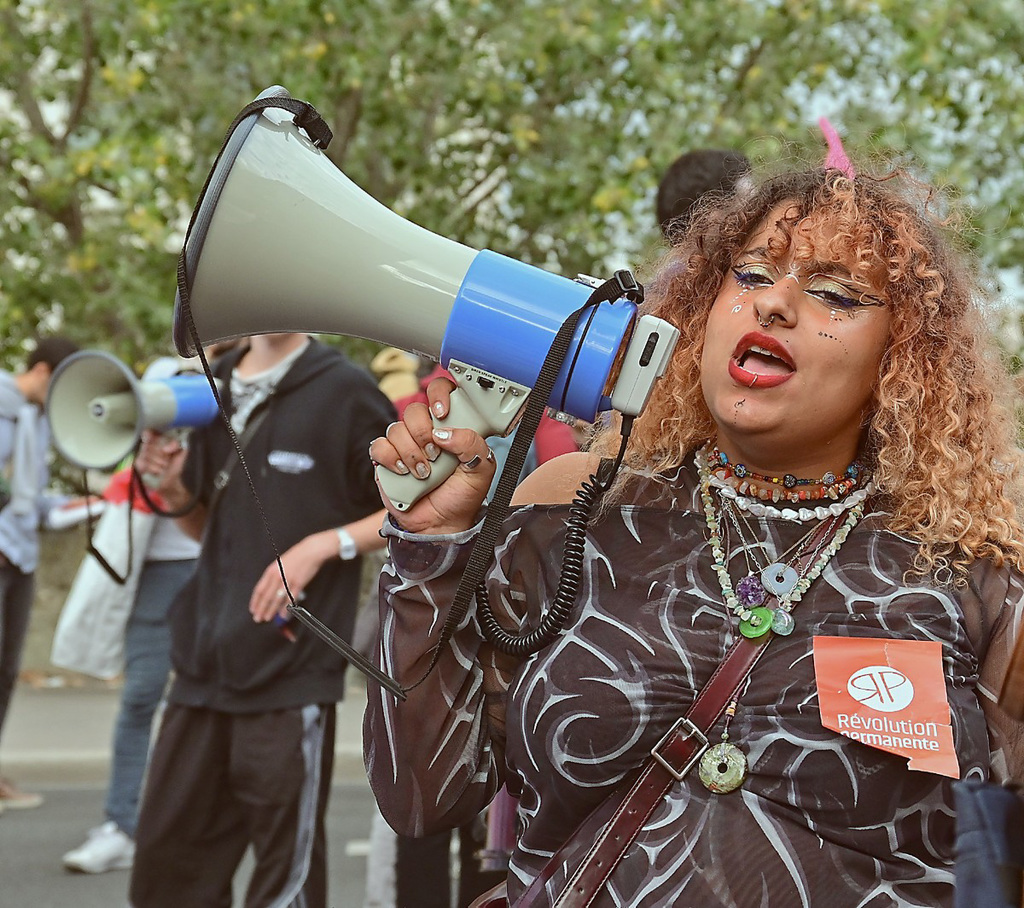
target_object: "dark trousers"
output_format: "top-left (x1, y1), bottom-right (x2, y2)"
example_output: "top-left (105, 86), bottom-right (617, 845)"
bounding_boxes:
top-left (0, 560), bottom-right (34, 754)
top-left (396, 824), bottom-right (506, 908)
top-left (129, 702), bottom-right (335, 908)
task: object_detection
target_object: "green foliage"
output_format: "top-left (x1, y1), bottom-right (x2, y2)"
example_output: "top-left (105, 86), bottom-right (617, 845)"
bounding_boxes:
top-left (3, 0), bottom-right (1024, 371)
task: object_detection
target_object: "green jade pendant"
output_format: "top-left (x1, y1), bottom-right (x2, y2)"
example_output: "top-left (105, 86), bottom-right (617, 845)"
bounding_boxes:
top-left (698, 742), bottom-right (748, 794)
top-left (739, 606), bottom-right (774, 639)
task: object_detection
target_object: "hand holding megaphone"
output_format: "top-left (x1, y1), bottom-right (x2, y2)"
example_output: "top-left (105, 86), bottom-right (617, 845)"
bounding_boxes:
top-left (134, 429), bottom-right (188, 493)
top-left (372, 379), bottom-right (498, 533)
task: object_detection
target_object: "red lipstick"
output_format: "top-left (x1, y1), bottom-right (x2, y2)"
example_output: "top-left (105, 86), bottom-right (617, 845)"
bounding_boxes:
top-left (728, 331), bottom-right (796, 389)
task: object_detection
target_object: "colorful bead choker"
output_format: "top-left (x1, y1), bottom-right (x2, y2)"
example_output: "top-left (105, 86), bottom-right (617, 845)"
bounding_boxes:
top-left (708, 446), bottom-right (864, 504)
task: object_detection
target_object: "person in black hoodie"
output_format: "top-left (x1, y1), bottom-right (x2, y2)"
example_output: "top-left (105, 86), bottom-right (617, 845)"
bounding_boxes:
top-left (128, 333), bottom-right (395, 908)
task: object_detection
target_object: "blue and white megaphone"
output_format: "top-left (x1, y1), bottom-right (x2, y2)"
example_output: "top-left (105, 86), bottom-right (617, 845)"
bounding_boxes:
top-left (46, 351), bottom-right (221, 470)
top-left (173, 85), bottom-right (679, 509)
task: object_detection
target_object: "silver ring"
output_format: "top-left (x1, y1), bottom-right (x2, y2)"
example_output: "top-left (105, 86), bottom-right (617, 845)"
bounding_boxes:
top-left (384, 422), bottom-right (400, 438)
top-left (460, 449), bottom-right (494, 471)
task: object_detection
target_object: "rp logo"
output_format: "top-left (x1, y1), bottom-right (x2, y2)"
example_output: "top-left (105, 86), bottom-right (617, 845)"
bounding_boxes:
top-left (846, 665), bottom-right (915, 713)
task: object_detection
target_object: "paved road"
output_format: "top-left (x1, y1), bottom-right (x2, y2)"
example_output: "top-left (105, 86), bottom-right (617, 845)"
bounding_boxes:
top-left (0, 780), bottom-right (376, 908)
top-left (0, 680), bottom-right (381, 907)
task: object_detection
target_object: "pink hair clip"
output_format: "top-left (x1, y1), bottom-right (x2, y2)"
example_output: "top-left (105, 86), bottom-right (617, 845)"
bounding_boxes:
top-left (818, 116), bottom-right (856, 180)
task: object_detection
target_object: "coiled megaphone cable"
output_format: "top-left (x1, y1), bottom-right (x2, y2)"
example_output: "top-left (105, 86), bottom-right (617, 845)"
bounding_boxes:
top-left (399, 271), bottom-right (644, 692)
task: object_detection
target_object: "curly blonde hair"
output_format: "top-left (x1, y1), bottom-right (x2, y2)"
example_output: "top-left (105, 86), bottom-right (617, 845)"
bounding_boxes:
top-left (592, 166), bottom-right (1024, 581)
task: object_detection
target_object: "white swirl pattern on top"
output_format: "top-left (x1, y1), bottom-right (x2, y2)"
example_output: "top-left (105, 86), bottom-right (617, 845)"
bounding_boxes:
top-left (366, 458), bottom-right (1024, 907)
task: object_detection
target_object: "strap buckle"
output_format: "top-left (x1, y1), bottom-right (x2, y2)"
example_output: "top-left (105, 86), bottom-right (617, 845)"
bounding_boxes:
top-left (612, 269), bottom-right (644, 303)
top-left (650, 717), bottom-right (708, 782)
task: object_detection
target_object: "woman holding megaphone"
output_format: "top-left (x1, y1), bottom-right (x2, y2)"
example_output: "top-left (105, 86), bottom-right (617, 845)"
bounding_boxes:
top-left (365, 151), bottom-right (1024, 907)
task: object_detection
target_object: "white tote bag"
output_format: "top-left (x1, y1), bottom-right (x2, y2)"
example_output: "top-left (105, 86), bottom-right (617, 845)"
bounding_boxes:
top-left (51, 499), bottom-right (156, 679)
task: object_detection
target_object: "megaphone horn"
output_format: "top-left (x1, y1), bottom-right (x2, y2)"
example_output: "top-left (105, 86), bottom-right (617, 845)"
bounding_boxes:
top-left (173, 86), bottom-right (679, 510)
top-left (46, 351), bottom-right (221, 471)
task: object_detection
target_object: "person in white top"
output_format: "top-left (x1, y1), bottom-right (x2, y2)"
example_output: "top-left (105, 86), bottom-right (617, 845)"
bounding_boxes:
top-left (62, 357), bottom-right (201, 874)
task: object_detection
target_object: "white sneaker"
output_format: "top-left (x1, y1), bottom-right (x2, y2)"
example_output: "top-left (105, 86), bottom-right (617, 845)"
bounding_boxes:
top-left (62, 821), bottom-right (135, 873)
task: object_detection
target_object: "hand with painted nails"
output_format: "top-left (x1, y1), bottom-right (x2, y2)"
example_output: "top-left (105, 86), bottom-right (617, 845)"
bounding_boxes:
top-left (370, 376), bottom-right (496, 535)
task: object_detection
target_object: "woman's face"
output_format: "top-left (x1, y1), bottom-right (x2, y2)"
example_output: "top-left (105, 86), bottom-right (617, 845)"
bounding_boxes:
top-left (699, 204), bottom-right (892, 474)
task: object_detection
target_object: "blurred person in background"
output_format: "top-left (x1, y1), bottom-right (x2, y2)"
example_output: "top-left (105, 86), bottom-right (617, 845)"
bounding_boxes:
top-left (128, 333), bottom-right (394, 908)
top-left (656, 147), bottom-right (752, 242)
top-left (0, 335), bottom-right (80, 813)
top-left (61, 356), bottom-right (205, 873)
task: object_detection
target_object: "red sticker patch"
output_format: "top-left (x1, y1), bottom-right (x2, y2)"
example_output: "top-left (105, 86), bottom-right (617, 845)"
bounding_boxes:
top-left (812, 636), bottom-right (960, 779)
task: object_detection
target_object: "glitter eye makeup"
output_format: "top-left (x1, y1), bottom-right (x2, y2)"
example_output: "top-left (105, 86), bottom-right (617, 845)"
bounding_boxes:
top-left (731, 261), bottom-right (886, 314)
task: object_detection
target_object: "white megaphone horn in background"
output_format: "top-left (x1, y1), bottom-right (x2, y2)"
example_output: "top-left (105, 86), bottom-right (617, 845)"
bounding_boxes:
top-left (173, 85), bottom-right (679, 510)
top-left (47, 350), bottom-right (221, 471)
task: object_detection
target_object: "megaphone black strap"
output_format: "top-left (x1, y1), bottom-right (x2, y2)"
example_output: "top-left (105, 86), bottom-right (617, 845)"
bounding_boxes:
top-left (175, 91), bottom-right (332, 356)
top-left (82, 468), bottom-right (138, 587)
top-left (400, 272), bottom-right (644, 692)
top-left (226, 97), bottom-right (333, 150)
top-left (130, 464), bottom-right (202, 519)
top-left (170, 92), bottom-right (405, 699)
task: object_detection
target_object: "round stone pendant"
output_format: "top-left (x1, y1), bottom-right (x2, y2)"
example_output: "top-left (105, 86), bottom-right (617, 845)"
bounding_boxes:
top-left (739, 606), bottom-right (773, 639)
top-left (770, 608), bottom-right (795, 636)
top-left (761, 562), bottom-right (798, 598)
top-left (698, 742), bottom-right (748, 794)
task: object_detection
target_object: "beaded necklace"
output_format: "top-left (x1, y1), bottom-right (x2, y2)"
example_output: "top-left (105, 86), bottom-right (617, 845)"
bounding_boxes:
top-left (708, 445), bottom-right (864, 503)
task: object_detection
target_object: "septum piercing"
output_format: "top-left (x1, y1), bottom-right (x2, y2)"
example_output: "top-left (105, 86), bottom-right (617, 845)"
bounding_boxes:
top-left (756, 313), bottom-right (776, 329)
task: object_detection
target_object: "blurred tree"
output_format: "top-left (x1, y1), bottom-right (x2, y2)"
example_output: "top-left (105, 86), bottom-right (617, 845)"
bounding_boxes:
top-left (2, 0), bottom-right (1024, 369)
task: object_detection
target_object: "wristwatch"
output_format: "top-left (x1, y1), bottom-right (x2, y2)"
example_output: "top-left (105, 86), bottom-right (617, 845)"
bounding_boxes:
top-left (336, 527), bottom-right (358, 561)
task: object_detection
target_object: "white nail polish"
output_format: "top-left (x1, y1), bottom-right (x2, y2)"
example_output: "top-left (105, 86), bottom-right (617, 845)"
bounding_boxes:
top-left (415, 463), bottom-right (430, 479)
top-left (433, 428), bottom-right (452, 441)
top-left (433, 402), bottom-right (446, 417)
top-left (395, 460), bottom-right (410, 474)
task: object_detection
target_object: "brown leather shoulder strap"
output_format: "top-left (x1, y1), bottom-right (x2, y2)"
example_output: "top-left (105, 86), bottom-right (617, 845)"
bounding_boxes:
top-left (511, 634), bottom-right (767, 908)
top-left (516, 514), bottom-right (844, 908)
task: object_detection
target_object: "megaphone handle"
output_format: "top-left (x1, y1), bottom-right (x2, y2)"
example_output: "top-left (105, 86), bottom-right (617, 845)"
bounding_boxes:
top-left (376, 382), bottom-right (527, 512)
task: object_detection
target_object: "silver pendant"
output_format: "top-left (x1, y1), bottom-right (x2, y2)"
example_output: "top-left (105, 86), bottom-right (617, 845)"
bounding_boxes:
top-left (698, 742), bottom-right (748, 794)
top-left (761, 562), bottom-right (798, 597)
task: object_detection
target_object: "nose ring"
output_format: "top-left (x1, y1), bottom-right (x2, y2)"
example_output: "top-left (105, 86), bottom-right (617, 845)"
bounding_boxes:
top-left (757, 313), bottom-right (776, 329)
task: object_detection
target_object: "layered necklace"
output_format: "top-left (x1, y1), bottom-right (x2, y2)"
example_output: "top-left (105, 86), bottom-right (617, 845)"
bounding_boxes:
top-left (707, 445), bottom-right (875, 523)
top-left (693, 445), bottom-right (867, 794)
